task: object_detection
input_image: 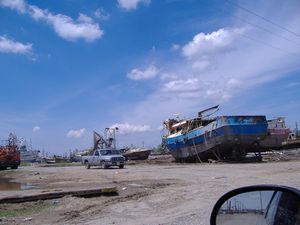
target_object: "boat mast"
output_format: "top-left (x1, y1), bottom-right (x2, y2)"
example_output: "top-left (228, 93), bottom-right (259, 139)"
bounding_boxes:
top-left (197, 105), bottom-right (219, 118)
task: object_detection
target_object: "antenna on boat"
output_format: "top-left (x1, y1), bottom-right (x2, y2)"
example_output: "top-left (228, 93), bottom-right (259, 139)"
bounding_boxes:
top-left (198, 105), bottom-right (219, 118)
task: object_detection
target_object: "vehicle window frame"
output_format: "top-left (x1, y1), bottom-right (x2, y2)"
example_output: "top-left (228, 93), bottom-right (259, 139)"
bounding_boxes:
top-left (265, 191), bottom-right (281, 225)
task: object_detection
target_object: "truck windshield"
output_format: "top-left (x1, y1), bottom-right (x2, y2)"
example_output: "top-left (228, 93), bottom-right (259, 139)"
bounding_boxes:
top-left (100, 150), bottom-right (120, 155)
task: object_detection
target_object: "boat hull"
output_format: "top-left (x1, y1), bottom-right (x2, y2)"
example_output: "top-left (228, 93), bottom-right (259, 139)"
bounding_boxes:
top-left (163, 116), bottom-right (268, 162)
top-left (123, 149), bottom-right (151, 160)
top-left (20, 150), bottom-right (40, 163)
top-left (260, 128), bottom-right (290, 149)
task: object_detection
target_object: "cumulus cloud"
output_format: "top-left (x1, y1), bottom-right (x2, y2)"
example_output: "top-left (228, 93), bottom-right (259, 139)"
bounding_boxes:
top-left (127, 65), bottom-right (158, 80)
top-left (111, 123), bottom-right (151, 134)
top-left (67, 128), bottom-right (86, 138)
top-left (28, 6), bottom-right (103, 42)
top-left (182, 28), bottom-right (243, 58)
top-left (1, 0), bottom-right (103, 42)
top-left (0, 36), bottom-right (32, 54)
top-left (118, 0), bottom-right (150, 11)
top-left (32, 126), bottom-right (40, 132)
top-left (0, 0), bottom-right (26, 13)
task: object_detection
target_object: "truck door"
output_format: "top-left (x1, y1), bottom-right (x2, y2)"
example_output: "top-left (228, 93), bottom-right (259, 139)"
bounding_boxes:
top-left (93, 151), bottom-right (100, 165)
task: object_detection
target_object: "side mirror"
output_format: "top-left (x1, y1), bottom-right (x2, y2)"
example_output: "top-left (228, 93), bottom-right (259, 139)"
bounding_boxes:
top-left (210, 185), bottom-right (300, 225)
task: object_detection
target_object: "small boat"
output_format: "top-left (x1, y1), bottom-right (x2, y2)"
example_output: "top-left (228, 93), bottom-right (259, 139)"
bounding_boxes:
top-left (260, 117), bottom-right (290, 149)
top-left (162, 106), bottom-right (268, 162)
top-left (122, 148), bottom-right (152, 160)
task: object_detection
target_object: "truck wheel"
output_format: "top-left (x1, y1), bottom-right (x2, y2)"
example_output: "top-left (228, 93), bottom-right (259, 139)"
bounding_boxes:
top-left (101, 161), bottom-right (108, 169)
top-left (119, 165), bottom-right (124, 169)
top-left (0, 167), bottom-right (6, 170)
top-left (85, 161), bottom-right (90, 169)
top-left (11, 166), bottom-right (18, 169)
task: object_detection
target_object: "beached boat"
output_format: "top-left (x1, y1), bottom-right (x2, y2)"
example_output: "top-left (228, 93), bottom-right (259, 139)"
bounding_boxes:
top-left (162, 106), bottom-right (268, 162)
top-left (122, 148), bottom-right (151, 160)
top-left (260, 117), bottom-right (290, 149)
top-left (2, 134), bottom-right (40, 163)
top-left (19, 145), bottom-right (40, 163)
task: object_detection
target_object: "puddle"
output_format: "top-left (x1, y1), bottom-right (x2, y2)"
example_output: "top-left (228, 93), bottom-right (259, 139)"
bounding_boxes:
top-left (0, 178), bottom-right (35, 191)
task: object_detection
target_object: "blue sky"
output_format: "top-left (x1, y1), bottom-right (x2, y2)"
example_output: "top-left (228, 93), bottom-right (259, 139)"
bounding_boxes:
top-left (0, 0), bottom-right (300, 154)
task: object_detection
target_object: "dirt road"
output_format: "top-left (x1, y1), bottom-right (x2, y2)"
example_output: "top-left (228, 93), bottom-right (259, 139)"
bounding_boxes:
top-left (0, 160), bottom-right (300, 225)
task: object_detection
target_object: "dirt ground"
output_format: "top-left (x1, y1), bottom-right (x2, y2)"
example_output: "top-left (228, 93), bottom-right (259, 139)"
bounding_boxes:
top-left (0, 157), bottom-right (300, 225)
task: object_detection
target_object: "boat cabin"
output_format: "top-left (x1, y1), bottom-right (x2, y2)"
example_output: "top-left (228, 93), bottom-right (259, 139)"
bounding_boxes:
top-left (165, 117), bottom-right (217, 136)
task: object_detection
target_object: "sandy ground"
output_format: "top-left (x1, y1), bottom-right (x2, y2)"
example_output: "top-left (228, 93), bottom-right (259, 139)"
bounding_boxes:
top-left (0, 158), bottom-right (300, 225)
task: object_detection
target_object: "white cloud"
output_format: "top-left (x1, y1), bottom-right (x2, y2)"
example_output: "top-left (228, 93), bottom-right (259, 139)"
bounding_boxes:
top-left (0, 36), bottom-right (32, 54)
top-left (0, 0), bottom-right (26, 13)
top-left (33, 126), bottom-right (40, 132)
top-left (111, 123), bottom-right (151, 134)
top-left (1, 1), bottom-right (103, 42)
top-left (118, 0), bottom-right (150, 11)
top-left (67, 128), bottom-right (86, 138)
top-left (182, 28), bottom-right (243, 59)
top-left (28, 6), bottom-right (103, 42)
top-left (164, 79), bottom-right (200, 93)
top-left (127, 65), bottom-right (158, 80)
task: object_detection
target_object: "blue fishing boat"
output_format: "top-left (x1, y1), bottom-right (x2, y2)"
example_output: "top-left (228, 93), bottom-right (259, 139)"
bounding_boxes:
top-left (162, 106), bottom-right (268, 162)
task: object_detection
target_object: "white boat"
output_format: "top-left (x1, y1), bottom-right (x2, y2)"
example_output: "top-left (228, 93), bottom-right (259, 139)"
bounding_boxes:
top-left (19, 145), bottom-right (40, 163)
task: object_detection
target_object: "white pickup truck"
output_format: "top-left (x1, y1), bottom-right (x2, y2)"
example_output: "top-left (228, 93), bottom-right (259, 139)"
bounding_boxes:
top-left (82, 149), bottom-right (125, 169)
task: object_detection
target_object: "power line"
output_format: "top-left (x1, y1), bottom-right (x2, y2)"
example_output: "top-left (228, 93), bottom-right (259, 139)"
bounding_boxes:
top-left (199, 0), bottom-right (300, 54)
top-left (225, 0), bottom-right (300, 38)
top-left (230, 14), bottom-right (300, 46)
top-left (235, 31), bottom-right (299, 56)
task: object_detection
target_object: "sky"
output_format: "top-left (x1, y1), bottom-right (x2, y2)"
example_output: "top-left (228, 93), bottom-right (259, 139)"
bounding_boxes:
top-left (0, 0), bottom-right (300, 154)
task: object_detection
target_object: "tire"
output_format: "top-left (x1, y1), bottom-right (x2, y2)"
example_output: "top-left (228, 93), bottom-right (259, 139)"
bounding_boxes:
top-left (11, 166), bottom-right (18, 169)
top-left (85, 161), bottom-right (90, 169)
top-left (101, 161), bottom-right (109, 169)
top-left (119, 165), bottom-right (124, 169)
top-left (0, 167), bottom-right (6, 170)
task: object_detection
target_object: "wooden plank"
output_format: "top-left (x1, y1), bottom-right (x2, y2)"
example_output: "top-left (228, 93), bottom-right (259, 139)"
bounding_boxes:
top-left (0, 187), bottom-right (118, 204)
